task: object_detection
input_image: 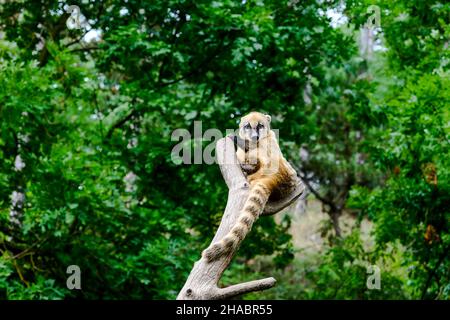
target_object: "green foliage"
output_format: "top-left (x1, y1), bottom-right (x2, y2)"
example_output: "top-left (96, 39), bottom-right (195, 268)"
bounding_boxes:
top-left (235, 229), bottom-right (409, 300)
top-left (304, 231), bottom-right (407, 299)
top-left (0, 0), bottom-right (448, 300)
top-left (346, 0), bottom-right (450, 299)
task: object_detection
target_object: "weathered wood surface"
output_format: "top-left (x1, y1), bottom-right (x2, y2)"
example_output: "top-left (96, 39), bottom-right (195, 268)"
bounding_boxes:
top-left (176, 136), bottom-right (304, 300)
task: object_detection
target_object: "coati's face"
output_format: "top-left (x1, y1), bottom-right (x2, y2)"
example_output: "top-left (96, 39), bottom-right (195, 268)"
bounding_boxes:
top-left (239, 112), bottom-right (271, 142)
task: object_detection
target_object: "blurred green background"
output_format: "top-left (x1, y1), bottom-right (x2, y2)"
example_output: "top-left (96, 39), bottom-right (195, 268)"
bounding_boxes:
top-left (0, 0), bottom-right (448, 300)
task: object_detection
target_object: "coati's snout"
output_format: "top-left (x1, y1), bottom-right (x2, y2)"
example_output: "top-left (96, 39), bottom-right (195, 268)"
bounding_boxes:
top-left (239, 111), bottom-right (271, 142)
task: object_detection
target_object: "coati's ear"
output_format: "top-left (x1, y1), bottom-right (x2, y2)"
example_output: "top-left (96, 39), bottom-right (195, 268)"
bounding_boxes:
top-left (265, 114), bottom-right (271, 123)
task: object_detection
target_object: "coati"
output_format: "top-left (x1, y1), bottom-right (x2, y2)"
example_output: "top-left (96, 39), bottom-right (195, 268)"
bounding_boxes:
top-left (202, 112), bottom-right (298, 262)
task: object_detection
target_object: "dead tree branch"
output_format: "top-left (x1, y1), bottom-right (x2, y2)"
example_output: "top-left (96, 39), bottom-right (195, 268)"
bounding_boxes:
top-left (177, 136), bottom-right (304, 300)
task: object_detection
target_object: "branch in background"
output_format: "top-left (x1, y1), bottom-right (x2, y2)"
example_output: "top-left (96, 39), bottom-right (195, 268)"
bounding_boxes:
top-left (294, 164), bottom-right (344, 237)
top-left (297, 170), bottom-right (336, 212)
top-left (65, 29), bottom-right (91, 48)
top-left (105, 105), bottom-right (136, 140)
top-left (158, 28), bottom-right (241, 88)
top-left (69, 46), bottom-right (101, 53)
top-left (421, 244), bottom-right (450, 299)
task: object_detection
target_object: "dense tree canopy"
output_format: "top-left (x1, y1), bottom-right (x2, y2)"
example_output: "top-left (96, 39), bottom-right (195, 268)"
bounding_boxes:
top-left (0, 0), bottom-right (448, 299)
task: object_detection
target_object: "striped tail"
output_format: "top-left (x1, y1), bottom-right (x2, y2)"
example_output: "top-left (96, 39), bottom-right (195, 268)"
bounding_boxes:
top-left (202, 182), bottom-right (271, 262)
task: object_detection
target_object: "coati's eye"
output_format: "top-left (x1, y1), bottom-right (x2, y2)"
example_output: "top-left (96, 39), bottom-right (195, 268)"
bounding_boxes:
top-left (244, 123), bottom-right (251, 130)
top-left (257, 123), bottom-right (264, 129)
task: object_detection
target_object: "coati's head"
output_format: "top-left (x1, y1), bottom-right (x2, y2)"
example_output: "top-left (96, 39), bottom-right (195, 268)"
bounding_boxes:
top-left (239, 112), bottom-right (271, 142)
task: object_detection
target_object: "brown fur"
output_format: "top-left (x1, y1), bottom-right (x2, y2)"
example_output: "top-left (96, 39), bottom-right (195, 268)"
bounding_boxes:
top-left (202, 112), bottom-right (298, 262)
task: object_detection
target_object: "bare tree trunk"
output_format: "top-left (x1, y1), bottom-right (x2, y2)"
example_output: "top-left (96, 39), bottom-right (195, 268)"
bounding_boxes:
top-left (330, 210), bottom-right (342, 238)
top-left (177, 136), bottom-right (304, 300)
